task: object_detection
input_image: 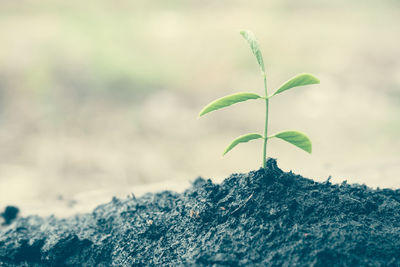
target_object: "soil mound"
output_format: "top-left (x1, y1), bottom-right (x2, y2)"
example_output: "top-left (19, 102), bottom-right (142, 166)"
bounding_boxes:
top-left (1, 159), bottom-right (400, 266)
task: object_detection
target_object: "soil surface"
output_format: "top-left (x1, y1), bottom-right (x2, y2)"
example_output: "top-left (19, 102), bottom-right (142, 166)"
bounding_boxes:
top-left (1, 158), bottom-right (400, 266)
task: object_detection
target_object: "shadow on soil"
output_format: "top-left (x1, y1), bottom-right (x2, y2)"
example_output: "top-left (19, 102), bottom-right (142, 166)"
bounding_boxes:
top-left (1, 158), bottom-right (400, 266)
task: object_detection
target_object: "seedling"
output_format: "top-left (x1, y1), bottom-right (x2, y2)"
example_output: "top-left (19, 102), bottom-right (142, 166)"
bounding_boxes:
top-left (199, 30), bottom-right (320, 168)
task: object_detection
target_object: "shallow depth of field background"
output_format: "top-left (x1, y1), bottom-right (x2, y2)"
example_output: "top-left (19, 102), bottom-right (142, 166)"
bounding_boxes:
top-left (1, 0), bottom-right (399, 216)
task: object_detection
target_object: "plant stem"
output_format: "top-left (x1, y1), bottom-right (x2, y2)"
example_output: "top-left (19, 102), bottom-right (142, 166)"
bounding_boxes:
top-left (263, 73), bottom-right (269, 168)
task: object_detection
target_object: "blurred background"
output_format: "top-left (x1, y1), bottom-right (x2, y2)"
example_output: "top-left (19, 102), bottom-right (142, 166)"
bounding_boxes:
top-left (0, 0), bottom-right (399, 216)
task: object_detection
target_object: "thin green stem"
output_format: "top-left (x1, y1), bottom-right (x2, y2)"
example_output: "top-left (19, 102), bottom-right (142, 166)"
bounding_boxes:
top-left (262, 73), bottom-right (269, 168)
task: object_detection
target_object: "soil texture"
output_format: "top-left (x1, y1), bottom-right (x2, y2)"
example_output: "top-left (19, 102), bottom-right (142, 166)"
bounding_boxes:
top-left (1, 158), bottom-right (400, 266)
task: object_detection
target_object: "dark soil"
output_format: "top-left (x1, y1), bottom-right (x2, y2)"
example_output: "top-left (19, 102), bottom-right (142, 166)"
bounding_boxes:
top-left (1, 158), bottom-right (400, 266)
top-left (1, 206), bottom-right (19, 226)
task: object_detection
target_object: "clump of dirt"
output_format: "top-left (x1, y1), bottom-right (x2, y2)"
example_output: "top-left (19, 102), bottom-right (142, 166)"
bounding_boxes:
top-left (1, 158), bottom-right (400, 266)
top-left (1, 206), bottom-right (19, 226)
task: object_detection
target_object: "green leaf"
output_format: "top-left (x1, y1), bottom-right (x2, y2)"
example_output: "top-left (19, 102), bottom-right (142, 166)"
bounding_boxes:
top-left (223, 133), bottom-right (264, 156)
top-left (270, 131), bottom-right (312, 153)
top-left (271, 73), bottom-right (320, 97)
top-left (199, 92), bottom-right (262, 117)
top-left (240, 30), bottom-right (265, 72)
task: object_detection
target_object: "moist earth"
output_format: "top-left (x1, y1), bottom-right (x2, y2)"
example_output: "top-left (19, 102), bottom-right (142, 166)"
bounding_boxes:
top-left (1, 158), bottom-right (400, 266)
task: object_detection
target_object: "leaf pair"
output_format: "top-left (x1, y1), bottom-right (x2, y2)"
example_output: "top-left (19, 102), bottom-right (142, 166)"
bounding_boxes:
top-left (198, 72), bottom-right (319, 117)
top-left (222, 131), bottom-right (312, 156)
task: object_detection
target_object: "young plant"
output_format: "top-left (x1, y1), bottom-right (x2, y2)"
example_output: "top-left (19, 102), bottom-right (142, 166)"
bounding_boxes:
top-left (199, 30), bottom-right (320, 168)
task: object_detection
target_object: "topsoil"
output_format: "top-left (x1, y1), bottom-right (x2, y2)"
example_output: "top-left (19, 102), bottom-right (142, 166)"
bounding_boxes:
top-left (1, 158), bottom-right (400, 266)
